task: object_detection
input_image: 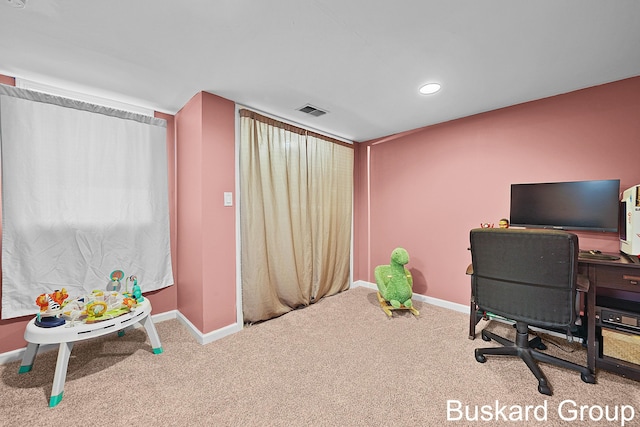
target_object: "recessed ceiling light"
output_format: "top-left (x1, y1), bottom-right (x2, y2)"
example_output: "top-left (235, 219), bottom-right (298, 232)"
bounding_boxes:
top-left (7, 0), bottom-right (26, 8)
top-left (419, 83), bottom-right (441, 95)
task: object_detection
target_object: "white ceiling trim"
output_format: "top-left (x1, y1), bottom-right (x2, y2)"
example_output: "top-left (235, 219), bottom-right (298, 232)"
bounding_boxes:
top-left (15, 78), bottom-right (155, 117)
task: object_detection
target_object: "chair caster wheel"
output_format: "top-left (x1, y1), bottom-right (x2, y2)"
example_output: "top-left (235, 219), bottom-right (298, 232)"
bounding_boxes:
top-left (475, 350), bottom-right (486, 363)
top-left (581, 373), bottom-right (596, 384)
top-left (536, 342), bottom-right (547, 350)
top-left (538, 384), bottom-right (552, 396)
top-left (481, 332), bottom-right (491, 342)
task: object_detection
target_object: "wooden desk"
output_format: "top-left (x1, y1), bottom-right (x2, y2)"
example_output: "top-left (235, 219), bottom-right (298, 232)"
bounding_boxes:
top-left (580, 254), bottom-right (640, 380)
top-left (468, 253), bottom-right (640, 380)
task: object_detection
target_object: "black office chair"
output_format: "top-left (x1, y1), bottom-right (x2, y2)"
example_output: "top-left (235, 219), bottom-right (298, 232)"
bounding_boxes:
top-left (469, 228), bottom-right (596, 395)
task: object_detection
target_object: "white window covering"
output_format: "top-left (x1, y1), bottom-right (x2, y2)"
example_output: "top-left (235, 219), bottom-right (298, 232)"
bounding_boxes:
top-left (0, 84), bottom-right (174, 319)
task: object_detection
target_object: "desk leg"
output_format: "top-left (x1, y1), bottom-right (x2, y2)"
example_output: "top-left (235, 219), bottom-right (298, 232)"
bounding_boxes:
top-left (587, 278), bottom-right (596, 375)
top-left (49, 342), bottom-right (74, 407)
top-left (140, 316), bottom-right (163, 354)
top-left (18, 343), bottom-right (40, 374)
top-left (469, 299), bottom-right (477, 340)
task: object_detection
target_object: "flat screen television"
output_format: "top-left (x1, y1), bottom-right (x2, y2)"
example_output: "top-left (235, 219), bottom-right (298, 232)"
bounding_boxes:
top-left (510, 179), bottom-right (620, 232)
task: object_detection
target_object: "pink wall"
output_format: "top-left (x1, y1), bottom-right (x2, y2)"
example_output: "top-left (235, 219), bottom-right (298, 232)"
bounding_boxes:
top-left (0, 75), bottom-right (15, 86)
top-left (354, 76), bottom-right (640, 307)
top-left (175, 93), bottom-right (204, 329)
top-left (0, 74), bottom-right (178, 354)
top-left (146, 111), bottom-right (179, 314)
top-left (175, 92), bottom-right (237, 333)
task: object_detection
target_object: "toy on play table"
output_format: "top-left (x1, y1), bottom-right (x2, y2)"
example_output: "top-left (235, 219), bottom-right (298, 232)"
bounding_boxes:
top-left (34, 288), bottom-right (69, 327)
top-left (127, 275), bottom-right (144, 303)
top-left (84, 289), bottom-right (137, 323)
top-left (86, 291), bottom-right (109, 318)
top-left (60, 297), bottom-right (87, 326)
top-left (32, 271), bottom-right (143, 327)
top-left (108, 270), bottom-right (124, 292)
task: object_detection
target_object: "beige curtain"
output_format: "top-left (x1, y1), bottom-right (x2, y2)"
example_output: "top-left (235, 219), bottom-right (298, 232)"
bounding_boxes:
top-left (239, 109), bottom-right (353, 323)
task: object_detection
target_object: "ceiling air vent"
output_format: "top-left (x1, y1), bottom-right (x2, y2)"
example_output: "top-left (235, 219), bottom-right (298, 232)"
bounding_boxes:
top-left (297, 104), bottom-right (328, 117)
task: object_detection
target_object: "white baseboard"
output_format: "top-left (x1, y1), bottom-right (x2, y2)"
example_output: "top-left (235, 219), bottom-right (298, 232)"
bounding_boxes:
top-left (150, 309), bottom-right (178, 324)
top-left (175, 311), bottom-right (242, 345)
top-left (351, 280), bottom-right (469, 314)
top-left (0, 344), bottom-right (58, 366)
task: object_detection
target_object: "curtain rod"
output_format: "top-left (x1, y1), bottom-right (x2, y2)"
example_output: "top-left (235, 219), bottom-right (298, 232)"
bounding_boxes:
top-left (237, 105), bottom-right (353, 147)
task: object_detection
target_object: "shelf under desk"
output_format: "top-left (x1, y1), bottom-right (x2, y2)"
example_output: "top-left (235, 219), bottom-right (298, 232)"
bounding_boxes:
top-left (580, 253), bottom-right (640, 380)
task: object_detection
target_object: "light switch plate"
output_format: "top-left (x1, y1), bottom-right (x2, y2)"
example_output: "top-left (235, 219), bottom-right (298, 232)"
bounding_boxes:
top-left (223, 192), bottom-right (233, 207)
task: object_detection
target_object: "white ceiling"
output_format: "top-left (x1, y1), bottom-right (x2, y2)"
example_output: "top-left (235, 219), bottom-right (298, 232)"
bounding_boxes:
top-left (1, 1), bottom-right (640, 142)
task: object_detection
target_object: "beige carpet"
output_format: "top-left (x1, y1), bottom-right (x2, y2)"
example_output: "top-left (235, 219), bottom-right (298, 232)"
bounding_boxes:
top-left (1, 287), bottom-right (638, 426)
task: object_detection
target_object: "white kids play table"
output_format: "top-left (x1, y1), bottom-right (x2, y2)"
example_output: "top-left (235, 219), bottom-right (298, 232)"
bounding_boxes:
top-left (18, 298), bottom-right (162, 407)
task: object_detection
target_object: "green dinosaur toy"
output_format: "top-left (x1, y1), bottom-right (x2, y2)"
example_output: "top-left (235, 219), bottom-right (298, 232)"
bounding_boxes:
top-left (375, 247), bottom-right (414, 309)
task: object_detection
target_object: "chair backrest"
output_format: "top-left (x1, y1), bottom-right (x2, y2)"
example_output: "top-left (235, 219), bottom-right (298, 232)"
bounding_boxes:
top-left (470, 228), bottom-right (579, 329)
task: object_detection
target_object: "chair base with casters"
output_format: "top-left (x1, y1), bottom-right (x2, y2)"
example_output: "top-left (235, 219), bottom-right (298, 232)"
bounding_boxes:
top-left (475, 321), bottom-right (596, 396)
